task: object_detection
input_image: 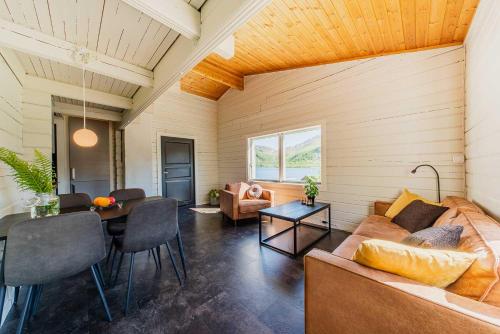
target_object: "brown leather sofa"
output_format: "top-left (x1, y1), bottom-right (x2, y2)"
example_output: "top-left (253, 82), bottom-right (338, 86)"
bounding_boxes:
top-left (220, 182), bottom-right (274, 224)
top-left (305, 196), bottom-right (500, 334)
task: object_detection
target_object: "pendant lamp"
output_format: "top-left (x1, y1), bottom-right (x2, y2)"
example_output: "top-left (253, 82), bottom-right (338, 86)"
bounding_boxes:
top-left (73, 50), bottom-right (98, 147)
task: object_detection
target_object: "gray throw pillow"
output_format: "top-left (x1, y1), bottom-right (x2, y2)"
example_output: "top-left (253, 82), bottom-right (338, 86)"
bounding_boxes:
top-left (392, 200), bottom-right (449, 233)
top-left (402, 225), bottom-right (464, 249)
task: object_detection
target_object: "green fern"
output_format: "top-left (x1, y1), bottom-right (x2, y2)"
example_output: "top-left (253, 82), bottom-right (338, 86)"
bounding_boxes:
top-left (0, 148), bottom-right (55, 194)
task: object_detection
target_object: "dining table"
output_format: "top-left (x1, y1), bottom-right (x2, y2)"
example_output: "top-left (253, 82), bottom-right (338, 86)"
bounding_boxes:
top-left (0, 196), bottom-right (162, 241)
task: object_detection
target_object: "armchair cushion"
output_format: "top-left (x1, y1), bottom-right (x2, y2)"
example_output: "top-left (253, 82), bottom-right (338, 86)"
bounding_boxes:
top-left (239, 199), bottom-right (271, 214)
top-left (227, 182), bottom-right (251, 200)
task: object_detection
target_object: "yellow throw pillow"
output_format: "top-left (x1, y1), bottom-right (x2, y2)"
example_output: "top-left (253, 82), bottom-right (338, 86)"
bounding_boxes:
top-left (353, 239), bottom-right (477, 288)
top-left (385, 188), bottom-right (441, 219)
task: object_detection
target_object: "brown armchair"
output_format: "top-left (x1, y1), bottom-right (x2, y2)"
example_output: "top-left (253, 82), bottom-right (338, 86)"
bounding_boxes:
top-left (220, 182), bottom-right (274, 224)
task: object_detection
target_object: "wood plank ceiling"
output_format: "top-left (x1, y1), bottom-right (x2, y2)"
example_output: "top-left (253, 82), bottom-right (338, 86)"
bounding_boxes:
top-left (181, 0), bottom-right (480, 100)
top-left (0, 0), bottom-right (206, 100)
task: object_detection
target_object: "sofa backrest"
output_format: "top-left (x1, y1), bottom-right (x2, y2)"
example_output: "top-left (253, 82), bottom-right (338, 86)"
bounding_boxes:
top-left (444, 211), bottom-right (500, 307)
top-left (226, 182), bottom-right (251, 200)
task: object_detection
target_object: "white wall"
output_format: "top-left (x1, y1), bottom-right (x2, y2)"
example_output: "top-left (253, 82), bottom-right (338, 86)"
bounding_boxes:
top-left (0, 52), bottom-right (23, 217)
top-left (464, 0), bottom-right (500, 219)
top-left (218, 46), bottom-right (466, 231)
top-left (124, 83), bottom-right (218, 204)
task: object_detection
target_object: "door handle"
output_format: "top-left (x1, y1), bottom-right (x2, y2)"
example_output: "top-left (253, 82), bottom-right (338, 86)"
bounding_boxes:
top-left (71, 168), bottom-right (76, 180)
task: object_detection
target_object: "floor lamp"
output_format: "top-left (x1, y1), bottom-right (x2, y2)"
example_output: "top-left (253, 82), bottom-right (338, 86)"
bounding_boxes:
top-left (411, 164), bottom-right (441, 202)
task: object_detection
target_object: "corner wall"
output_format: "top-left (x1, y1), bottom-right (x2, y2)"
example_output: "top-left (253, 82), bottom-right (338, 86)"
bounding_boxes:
top-left (464, 0), bottom-right (500, 219)
top-left (218, 46), bottom-right (466, 231)
top-left (124, 84), bottom-right (218, 204)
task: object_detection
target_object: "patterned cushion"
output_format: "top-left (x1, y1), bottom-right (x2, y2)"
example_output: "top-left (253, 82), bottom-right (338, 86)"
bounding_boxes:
top-left (392, 200), bottom-right (449, 233)
top-left (246, 184), bottom-right (263, 199)
top-left (402, 225), bottom-right (464, 249)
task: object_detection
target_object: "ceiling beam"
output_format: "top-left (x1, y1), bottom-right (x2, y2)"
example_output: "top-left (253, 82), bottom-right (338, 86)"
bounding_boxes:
top-left (54, 102), bottom-right (122, 122)
top-left (24, 76), bottom-right (133, 110)
top-left (192, 61), bottom-right (243, 90)
top-left (0, 19), bottom-right (153, 87)
top-left (121, 0), bottom-right (271, 128)
top-left (120, 0), bottom-right (200, 40)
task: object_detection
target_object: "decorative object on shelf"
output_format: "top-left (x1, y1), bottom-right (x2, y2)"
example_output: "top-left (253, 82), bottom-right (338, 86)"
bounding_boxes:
top-left (0, 148), bottom-right (59, 218)
top-left (93, 196), bottom-right (116, 208)
top-left (411, 164), bottom-right (441, 202)
top-left (208, 189), bottom-right (220, 206)
top-left (303, 175), bottom-right (319, 206)
top-left (72, 47), bottom-right (98, 147)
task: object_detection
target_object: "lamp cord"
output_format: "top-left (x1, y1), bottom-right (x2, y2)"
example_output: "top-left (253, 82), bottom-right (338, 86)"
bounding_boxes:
top-left (82, 62), bottom-right (86, 129)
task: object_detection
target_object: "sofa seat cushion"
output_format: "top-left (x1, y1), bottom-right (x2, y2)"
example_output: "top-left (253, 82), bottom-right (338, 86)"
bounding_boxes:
top-left (238, 199), bottom-right (271, 213)
top-left (353, 215), bottom-right (410, 242)
top-left (445, 212), bottom-right (500, 307)
top-left (333, 235), bottom-right (370, 259)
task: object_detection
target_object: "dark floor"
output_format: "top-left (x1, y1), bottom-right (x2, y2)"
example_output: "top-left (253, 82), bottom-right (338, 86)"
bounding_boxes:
top-left (0, 207), bottom-right (349, 334)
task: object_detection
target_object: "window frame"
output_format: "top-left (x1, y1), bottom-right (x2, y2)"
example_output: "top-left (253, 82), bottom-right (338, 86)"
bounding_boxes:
top-left (248, 125), bottom-right (322, 184)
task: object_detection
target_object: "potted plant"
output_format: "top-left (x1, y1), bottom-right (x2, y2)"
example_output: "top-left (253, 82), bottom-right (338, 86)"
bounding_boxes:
top-left (208, 189), bottom-right (220, 206)
top-left (0, 148), bottom-right (59, 218)
top-left (303, 176), bottom-right (319, 206)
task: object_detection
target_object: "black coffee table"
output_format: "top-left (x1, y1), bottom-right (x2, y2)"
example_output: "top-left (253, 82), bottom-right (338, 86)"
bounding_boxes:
top-left (258, 200), bottom-right (331, 257)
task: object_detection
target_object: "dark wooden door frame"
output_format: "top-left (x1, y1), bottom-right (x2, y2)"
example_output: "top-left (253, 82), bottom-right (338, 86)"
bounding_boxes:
top-left (160, 136), bottom-right (196, 207)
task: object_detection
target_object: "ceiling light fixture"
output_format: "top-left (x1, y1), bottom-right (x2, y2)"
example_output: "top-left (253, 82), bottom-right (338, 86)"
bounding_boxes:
top-left (72, 48), bottom-right (98, 147)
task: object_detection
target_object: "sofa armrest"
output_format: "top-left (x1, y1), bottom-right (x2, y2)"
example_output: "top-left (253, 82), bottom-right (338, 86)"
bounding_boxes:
top-left (374, 200), bottom-right (392, 216)
top-left (261, 189), bottom-right (275, 206)
top-left (220, 190), bottom-right (239, 220)
top-left (304, 249), bottom-right (500, 334)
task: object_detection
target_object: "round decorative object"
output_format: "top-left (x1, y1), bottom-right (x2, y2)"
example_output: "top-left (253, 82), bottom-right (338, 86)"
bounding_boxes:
top-left (93, 197), bottom-right (111, 208)
top-left (73, 128), bottom-right (98, 147)
top-left (247, 184), bottom-right (263, 199)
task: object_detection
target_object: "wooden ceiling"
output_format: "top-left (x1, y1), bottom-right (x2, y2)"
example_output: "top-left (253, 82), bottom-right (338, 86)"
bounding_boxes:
top-left (181, 0), bottom-right (480, 100)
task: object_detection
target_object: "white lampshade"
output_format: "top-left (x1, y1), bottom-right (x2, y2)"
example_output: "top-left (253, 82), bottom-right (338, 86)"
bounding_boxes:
top-left (73, 128), bottom-right (98, 147)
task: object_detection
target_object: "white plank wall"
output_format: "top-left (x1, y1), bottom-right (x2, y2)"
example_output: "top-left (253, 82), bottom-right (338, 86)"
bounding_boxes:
top-left (0, 52), bottom-right (23, 217)
top-left (464, 0), bottom-right (500, 219)
top-left (150, 84), bottom-right (219, 204)
top-left (218, 46), bottom-right (466, 231)
top-left (124, 83), bottom-right (218, 204)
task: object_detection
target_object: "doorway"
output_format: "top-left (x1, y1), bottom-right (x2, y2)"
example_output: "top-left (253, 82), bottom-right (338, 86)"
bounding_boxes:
top-left (160, 136), bottom-right (195, 206)
top-left (68, 117), bottom-right (111, 199)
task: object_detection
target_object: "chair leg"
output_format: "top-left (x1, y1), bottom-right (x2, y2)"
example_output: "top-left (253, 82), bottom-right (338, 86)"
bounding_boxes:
top-left (156, 246), bottom-right (162, 270)
top-left (30, 285), bottom-right (44, 318)
top-left (16, 285), bottom-right (33, 334)
top-left (106, 237), bottom-right (115, 264)
top-left (108, 247), bottom-right (117, 283)
top-left (95, 263), bottom-right (105, 288)
top-left (151, 248), bottom-right (159, 271)
top-left (90, 264), bottom-right (112, 322)
top-left (124, 253), bottom-right (135, 315)
top-left (13, 286), bottom-right (19, 305)
top-left (176, 232), bottom-right (187, 279)
top-left (113, 252), bottom-right (124, 287)
top-left (0, 285), bottom-right (6, 320)
top-left (165, 242), bottom-right (182, 286)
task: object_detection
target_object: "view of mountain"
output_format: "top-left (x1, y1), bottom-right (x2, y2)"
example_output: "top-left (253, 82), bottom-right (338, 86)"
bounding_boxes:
top-left (255, 135), bottom-right (320, 168)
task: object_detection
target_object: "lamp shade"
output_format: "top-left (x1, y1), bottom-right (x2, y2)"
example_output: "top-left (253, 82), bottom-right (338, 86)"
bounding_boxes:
top-left (73, 128), bottom-right (98, 147)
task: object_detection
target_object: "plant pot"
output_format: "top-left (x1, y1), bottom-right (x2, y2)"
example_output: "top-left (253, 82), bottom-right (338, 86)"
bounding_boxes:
top-left (209, 197), bottom-right (220, 206)
top-left (27, 193), bottom-right (60, 218)
top-left (307, 196), bottom-right (316, 206)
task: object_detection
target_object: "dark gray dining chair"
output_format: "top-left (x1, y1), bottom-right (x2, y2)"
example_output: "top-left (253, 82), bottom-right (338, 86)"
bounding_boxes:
top-left (106, 188), bottom-right (147, 265)
top-left (4, 212), bottom-right (112, 334)
top-left (59, 193), bottom-right (92, 209)
top-left (109, 198), bottom-right (187, 315)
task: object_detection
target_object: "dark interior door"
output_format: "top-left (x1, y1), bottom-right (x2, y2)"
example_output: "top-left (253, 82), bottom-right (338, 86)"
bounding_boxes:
top-left (68, 117), bottom-right (110, 199)
top-left (161, 137), bottom-right (195, 206)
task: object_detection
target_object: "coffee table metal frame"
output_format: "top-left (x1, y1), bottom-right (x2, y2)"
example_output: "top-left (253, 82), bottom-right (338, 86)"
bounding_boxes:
top-left (258, 201), bottom-right (331, 257)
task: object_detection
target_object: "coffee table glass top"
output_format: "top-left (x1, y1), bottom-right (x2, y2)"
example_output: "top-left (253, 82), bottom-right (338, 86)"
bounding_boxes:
top-left (259, 200), bottom-right (330, 222)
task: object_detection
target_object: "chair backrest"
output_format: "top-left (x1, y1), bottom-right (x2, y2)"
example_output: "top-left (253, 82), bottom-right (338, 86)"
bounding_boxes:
top-left (4, 212), bottom-right (105, 286)
top-left (59, 193), bottom-right (92, 209)
top-left (121, 198), bottom-right (178, 253)
top-left (109, 188), bottom-right (146, 202)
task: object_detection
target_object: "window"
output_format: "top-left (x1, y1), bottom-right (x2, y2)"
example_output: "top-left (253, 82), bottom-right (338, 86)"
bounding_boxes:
top-left (249, 126), bottom-right (321, 183)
